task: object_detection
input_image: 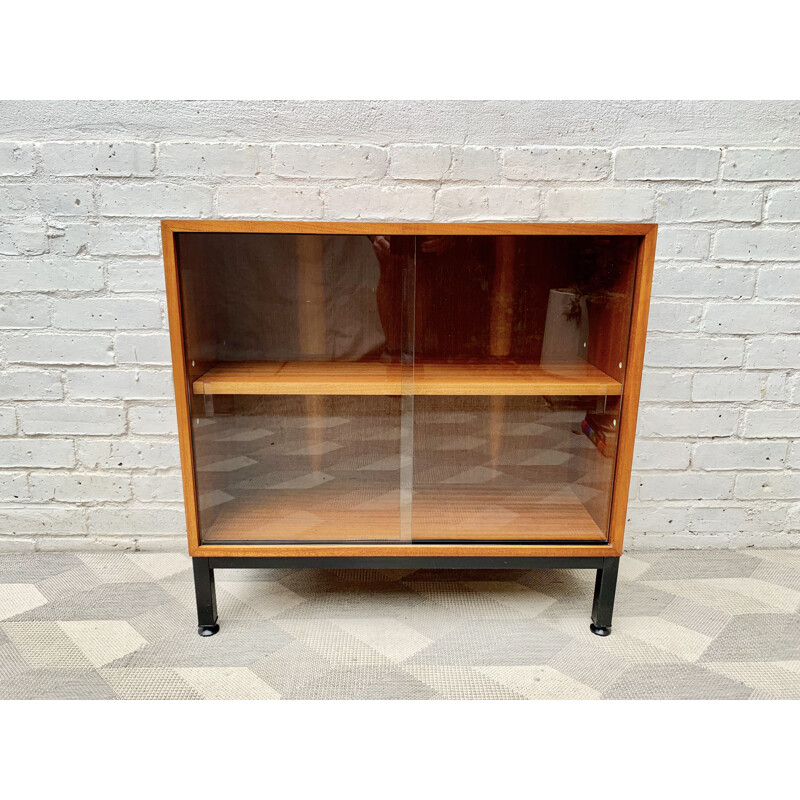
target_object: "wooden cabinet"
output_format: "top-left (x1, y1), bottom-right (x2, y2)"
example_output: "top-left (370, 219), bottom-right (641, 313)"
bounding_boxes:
top-left (162, 221), bottom-right (656, 636)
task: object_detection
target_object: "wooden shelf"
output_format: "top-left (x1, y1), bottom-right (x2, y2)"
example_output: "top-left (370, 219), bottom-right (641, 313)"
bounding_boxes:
top-left (192, 361), bottom-right (622, 397)
top-left (201, 483), bottom-right (606, 543)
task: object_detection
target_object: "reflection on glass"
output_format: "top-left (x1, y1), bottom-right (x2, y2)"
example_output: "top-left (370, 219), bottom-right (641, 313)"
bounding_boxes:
top-left (178, 233), bottom-right (413, 543)
top-left (176, 232), bottom-right (639, 545)
top-left (409, 234), bottom-right (637, 542)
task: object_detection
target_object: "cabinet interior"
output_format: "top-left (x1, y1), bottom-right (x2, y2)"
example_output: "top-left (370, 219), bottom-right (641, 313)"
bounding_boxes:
top-left (175, 232), bottom-right (641, 545)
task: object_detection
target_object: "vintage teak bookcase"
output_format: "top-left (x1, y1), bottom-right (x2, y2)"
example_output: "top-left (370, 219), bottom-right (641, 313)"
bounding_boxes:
top-left (162, 221), bottom-right (656, 637)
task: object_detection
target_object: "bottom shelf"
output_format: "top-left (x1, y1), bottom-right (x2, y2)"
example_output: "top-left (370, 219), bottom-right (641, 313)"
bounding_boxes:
top-left (201, 483), bottom-right (606, 543)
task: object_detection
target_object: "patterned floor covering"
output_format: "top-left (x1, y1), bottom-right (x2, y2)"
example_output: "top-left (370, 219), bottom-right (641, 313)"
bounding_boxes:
top-left (1, 549), bottom-right (799, 699)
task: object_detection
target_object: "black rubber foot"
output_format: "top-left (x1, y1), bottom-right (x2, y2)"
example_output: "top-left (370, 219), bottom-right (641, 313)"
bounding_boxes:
top-left (198, 624), bottom-right (220, 637)
top-left (590, 623), bottom-right (612, 637)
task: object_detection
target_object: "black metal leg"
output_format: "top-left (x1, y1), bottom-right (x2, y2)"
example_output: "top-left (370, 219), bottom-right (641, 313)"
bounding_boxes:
top-left (193, 557), bottom-right (219, 636)
top-left (590, 556), bottom-right (620, 636)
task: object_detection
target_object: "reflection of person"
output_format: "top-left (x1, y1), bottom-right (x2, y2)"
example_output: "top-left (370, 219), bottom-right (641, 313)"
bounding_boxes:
top-left (369, 234), bottom-right (406, 359)
top-left (371, 234), bottom-right (491, 361)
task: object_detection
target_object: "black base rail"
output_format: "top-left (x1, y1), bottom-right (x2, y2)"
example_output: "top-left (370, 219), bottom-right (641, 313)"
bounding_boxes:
top-left (192, 555), bottom-right (620, 638)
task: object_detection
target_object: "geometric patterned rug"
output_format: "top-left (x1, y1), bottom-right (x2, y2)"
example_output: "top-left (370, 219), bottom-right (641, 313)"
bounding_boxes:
top-left (1, 550), bottom-right (799, 699)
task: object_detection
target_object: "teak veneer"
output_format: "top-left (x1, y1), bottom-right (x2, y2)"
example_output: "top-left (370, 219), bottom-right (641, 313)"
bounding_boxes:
top-left (192, 360), bottom-right (622, 397)
top-left (163, 220), bottom-right (657, 637)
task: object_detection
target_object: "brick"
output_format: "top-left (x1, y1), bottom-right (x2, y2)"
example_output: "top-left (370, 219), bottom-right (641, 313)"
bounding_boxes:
top-left (274, 144), bottom-right (386, 179)
top-left (637, 406), bottom-right (739, 438)
top-left (216, 186), bottom-right (323, 218)
top-left (87, 224), bottom-right (162, 256)
top-left (652, 264), bottom-right (755, 299)
top-left (0, 259), bottom-right (104, 292)
top-left (132, 474), bottom-right (183, 502)
top-left (625, 505), bottom-right (688, 533)
top-left (766, 190), bottom-right (800, 222)
top-left (106, 260), bottom-right (166, 293)
top-left (543, 188), bottom-right (653, 221)
top-left (5, 333), bottom-right (114, 365)
top-left (644, 337), bottom-right (744, 368)
top-left (0, 185), bottom-right (36, 215)
top-left (503, 147), bottom-right (610, 181)
top-left (692, 372), bottom-right (785, 403)
top-left (128, 406), bottom-right (178, 436)
top-left (638, 473), bottom-right (735, 501)
top-left (742, 408), bottom-right (800, 438)
top-left (693, 440), bottom-right (786, 471)
top-left (745, 337), bottom-right (800, 369)
top-left (735, 472), bottom-right (800, 500)
top-left (0, 472), bottom-right (27, 501)
top-left (34, 535), bottom-right (139, 552)
top-left (714, 229), bottom-right (800, 261)
top-left (632, 440), bottom-right (691, 470)
top-left (158, 142), bottom-right (269, 176)
top-left (723, 148), bottom-right (800, 181)
top-left (19, 404), bottom-right (124, 435)
top-left (0, 371), bottom-right (62, 400)
top-left (686, 505), bottom-right (787, 533)
top-left (703, 302), bottom-right (800, 334)
top-left (327, 186), bottom-right (435, 221)
top-left (40, 141), bottom-right (154, 176)
top-left (0, 142), bottom-right (35, 175)
top-left (639, 371), bottom-right (692, 402)
top-left (615, 147), bottom-right (720, 181)
top-left (628, 530), bottom-right (738, 549)
top-left (435, 186), bottom-right (538, 221)
top-left (389, 145), bottom-right (451, 180)
top-left (77, 439), bottom-right (180, 469)
top-left (791, 374), bottom-right (800, 404)
top-left (33, 183), bottom-right (94, 216)
top-left (0, 536), bottom-right (38, 552)
top-left (449, 147), bottom-right (500, 181)
top-left (757, 268), bottom-right (800, 299)
top-left (28, 473), bottom-right (130, 502)
top-left (654, 229), bottom-right (711, 260)
top-left (85, 507), bottom-right (185, 535)
top-left (0, 218), bottom-right (49, 255)
top-left (0, 439), bottom-right (74, 468)
top-left (54, 298), bottom-right (162, 330)
top-left (97, 184), bottom-right (213, 217)
top-left (0, 507), bottom-right (86, 535)
top-left (46, 222), bottom-right (91, 256)
top-left (656, 189), bottom-right (762, 222)
top-left (114, 333), bottom-right (171, 365)
top-left (66, 369), bottom-right (173, 400)
top-left (648, 302), bottom-right (703, 333)
top-left (0, 407), bottom-right (17, 435)
top-left (0, 299), bottom-right (50, 328)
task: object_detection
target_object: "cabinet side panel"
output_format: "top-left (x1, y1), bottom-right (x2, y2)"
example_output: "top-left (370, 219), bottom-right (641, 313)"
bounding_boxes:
top-left (162, 223), bottom-right (200, 552)
top-left (607, 229), bottom-right (656, 553)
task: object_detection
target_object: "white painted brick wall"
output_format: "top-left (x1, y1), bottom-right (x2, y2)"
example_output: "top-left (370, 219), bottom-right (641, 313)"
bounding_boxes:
top-left (435, 186), bottom-right (539, 221)
top-left (389, 145), bottom-right (451, 180)
top-left (615, 147), bottom-right (721, 181)
top-left (1, 99), bottom-right (799, 552)
top-left (502, 147), bottom-right (610, 182)
top-left (39, 142), bottom-right (155, 176)
top-left (274, 144), bottom-right (386, 179)
top-left (157, 143), bottom-right (269, 177)
top-left (0, 143), bottom-right (35, 176)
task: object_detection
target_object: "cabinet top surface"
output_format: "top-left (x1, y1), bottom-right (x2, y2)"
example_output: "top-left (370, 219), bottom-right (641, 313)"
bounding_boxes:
top-left (162, 220), bottom-right (657, 237)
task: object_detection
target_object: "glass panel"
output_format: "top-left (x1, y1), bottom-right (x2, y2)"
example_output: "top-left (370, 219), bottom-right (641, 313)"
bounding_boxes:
top-left (412, 394), bottom-right (618, 542)
top-left (410, 235), bottom-right (638, 542)
top-left (177, 232), bottom-right (413, 543)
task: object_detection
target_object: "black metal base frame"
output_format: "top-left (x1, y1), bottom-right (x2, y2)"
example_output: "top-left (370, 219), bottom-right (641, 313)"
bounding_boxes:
top-left (192, 555), bottom-right (620, 637)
